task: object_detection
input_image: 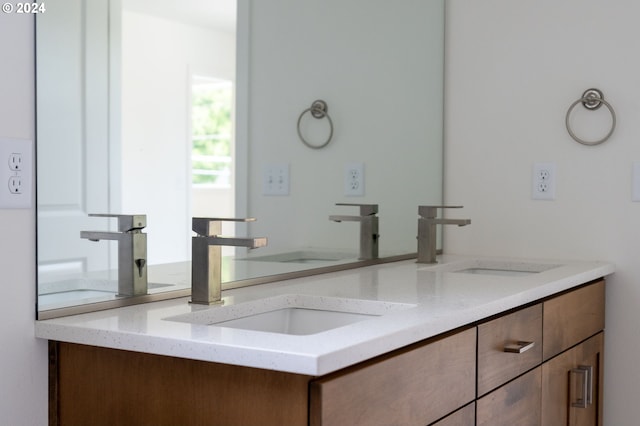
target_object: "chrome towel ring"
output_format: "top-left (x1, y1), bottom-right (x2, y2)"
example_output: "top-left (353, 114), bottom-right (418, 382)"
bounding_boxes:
top-left (297, 100), bottom-right (334, 149)
top-left (565, 88), bottom-right (616, 146)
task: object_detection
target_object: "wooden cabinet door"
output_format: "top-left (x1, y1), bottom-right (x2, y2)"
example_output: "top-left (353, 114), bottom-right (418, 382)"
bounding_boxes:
top-left (310, 328), bottom-right (476, 426)
top-left (476, 367), bottom-right (542, 426)
top-left (430, 403), bottom-right (475, 426)
top-left (541, 332), bottom-right (604, 426)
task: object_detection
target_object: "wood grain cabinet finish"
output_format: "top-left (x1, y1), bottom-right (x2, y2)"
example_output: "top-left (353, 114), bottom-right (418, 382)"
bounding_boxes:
top-left (309, 328), bottom-right (476, 426)
top-left (430, 403), bottom-right (475, 426)
top-left (543, 280), bottom-right (605, 360)
top-left (49, 279), bottom-right (606, 426)
top-left (542, 332), bottom-right (604, 426)
top-left (477, 304), bottom-right (543, 396)
top-left (476, 367), bottom-right (542, 426)
top-left (50, 342), bottom-right (311, 426)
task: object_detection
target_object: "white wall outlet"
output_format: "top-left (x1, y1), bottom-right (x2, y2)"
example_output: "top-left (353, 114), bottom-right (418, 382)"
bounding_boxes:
top-left (9, 153), bottom-right (22, 171)
top-left (532, 162), bottom-right (556, 200)
top-left (0, 138), bottom-right (32, 209)
top-left (262, 163), bottom-right (290, 196)
top-left (344, 162), bottom-right (365, 196)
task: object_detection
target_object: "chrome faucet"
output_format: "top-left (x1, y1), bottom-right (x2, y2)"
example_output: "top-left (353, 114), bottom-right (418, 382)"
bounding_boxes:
top-left (80, 214), bottom-right (148, 296)
top-left (191, 217), bottom-right (267, 305)
top-left (417, 206), bottom-right (470, 264)
top-left (329, 203), bottom-right (379, 260)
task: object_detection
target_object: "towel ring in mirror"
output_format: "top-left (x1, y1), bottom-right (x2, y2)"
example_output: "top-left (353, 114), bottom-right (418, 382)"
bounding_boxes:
top-left (565, 88), bottom-right (616, 146)
top-left (297, 100), bottom-right (334, 149)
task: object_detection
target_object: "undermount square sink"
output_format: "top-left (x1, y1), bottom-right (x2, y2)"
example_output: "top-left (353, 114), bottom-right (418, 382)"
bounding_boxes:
top-left (449, 260), bottom-right (561, 277)
top-left (216, 308), bottom-right (378, 335)
top-left (456, 268), bottom-right (538, 277)
top-left (164, 294), bottom-right (415, 336)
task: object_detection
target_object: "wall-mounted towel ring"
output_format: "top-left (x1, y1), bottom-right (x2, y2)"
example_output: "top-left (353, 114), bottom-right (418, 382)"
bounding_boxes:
top-left (297, 100), bottom-right (334, 149)
top-left (565, 88), bottom-right (616, 146)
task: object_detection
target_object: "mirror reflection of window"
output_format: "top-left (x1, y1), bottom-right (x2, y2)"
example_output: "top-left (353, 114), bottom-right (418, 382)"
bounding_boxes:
top-left (191, 77), bottom-right (233, 187)
top-left (190, 76), bottom-right (235, 221)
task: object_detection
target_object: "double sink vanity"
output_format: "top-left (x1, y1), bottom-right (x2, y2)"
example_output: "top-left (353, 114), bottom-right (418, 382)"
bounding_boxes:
top-left (36, 254), bottom-right (613, 425)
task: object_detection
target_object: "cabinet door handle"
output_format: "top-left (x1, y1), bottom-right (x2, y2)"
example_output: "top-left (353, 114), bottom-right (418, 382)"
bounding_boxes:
top-left (571, 365), bottom-right (594, 408)
top-left (503, 341), bottom-right (535, 353)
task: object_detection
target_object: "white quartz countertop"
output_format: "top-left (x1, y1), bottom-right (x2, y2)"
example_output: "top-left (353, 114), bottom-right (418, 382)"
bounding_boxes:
top-left (35, 255), bottom-right (615, 376)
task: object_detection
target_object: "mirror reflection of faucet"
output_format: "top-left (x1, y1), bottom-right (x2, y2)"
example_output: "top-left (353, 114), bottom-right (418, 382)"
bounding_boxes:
top-left (80, 214), bottom-right (148, 296)
top-left (329, 203), bottom-right (379, 260)
top-left (417, 206), bottom-right (471, 264)
top-left (191, 217), bottom-right (267, 305)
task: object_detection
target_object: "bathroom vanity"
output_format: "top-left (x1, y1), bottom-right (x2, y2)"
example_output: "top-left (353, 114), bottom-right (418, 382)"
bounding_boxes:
top-left (36, 255), bottom-right (613, 425)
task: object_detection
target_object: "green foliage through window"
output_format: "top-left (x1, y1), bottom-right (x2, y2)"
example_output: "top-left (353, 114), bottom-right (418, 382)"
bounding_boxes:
top-left (191, 79), bottom-right (232, 186)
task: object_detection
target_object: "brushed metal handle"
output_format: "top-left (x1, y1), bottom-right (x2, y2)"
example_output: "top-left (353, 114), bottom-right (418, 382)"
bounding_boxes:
top-left (571, 365), bottom-right (593, 408)
top-left (503, 341), bottom-right (535, 353)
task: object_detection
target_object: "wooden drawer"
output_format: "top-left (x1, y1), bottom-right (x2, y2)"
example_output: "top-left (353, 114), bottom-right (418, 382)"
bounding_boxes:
top-left (309, 327), bottom-right (476, 426)
top-left (476, 367), bottom-right (542, 426)
top-left (543, 280), bottom-right (605, 360)
top-left (477, 303), bottom-right (543, 396)
top-left (430, 403), bottom-right (475, 426)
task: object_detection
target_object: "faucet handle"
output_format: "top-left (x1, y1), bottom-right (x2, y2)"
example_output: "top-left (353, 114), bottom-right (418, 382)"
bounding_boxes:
top-left (88, 213), bottom-right (147, 232)
top-left (418, 205), bottom-right (464, 219)
top-left (192, 217), bottom-right (256, 237)
top-left (335, 203), bottom-right (378, 216)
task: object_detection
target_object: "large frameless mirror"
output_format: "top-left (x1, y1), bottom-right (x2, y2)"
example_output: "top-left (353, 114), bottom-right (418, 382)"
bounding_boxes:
top-left (36, 0), bottom-right (445, 318)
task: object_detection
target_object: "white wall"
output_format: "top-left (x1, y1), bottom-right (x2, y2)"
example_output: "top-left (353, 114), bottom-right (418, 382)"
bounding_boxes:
top-left (0, 14), bottom-right (48, 426)
top-left (245, 0), bottom-right (444, 254)
top-left (121, 10), bottom-right (235, 263)
top-left (445, 1), bottom-right (640, 423)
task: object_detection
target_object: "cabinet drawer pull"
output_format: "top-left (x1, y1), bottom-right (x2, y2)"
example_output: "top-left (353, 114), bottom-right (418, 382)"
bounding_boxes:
top-left (571, 365), bottom-right (594, 408)
top-left (503, 341), bottom-right (535, 353)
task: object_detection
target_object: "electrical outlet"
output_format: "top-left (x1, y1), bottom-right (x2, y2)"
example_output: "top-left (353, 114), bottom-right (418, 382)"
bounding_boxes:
top-left (262, 163), bottom-right (289, 196)
top-left (0, 137), bottom-right (32, 208)
top-left (532, 162), bottom-right (556, 200)
top-left (9, 153), bottom-right (22, 171)
top-left (8, 176), bottom-right (22, 194)
top-left (344, 162), bottom-right (364, 196)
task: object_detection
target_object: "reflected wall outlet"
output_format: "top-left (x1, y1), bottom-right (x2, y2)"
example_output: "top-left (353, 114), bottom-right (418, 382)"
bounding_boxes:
top-left (262, 163), bottom-right (289, 196)
top-left (632, 162), bottom-right (640, 202)
top-left (532, 162), bottom-right (556, 200)
top-left (344, 162), bottom-right (364, 196)
top-left (0, 138), bottom-right (32, 209)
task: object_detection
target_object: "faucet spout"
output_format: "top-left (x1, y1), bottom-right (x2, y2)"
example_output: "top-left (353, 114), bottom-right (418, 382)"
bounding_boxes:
top-left (329, 203), bottom-right (379, 260)
top-left (191, 217), bottom-right (268, 305)
top-left (417, 206), bottom-right (471, 264)
top-left (80, 230), bottom-right (125, 242)
top-left (202, 236), bottom-right (267, 249)
top-left (80, 214), bottom-right (148, 296)
top-left (429, 218), bottom-right (471, 227)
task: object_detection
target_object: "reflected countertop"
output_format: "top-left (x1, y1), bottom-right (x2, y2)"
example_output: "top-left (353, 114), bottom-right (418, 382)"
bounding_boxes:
top-left (35, 255), bottom-right (615, 376)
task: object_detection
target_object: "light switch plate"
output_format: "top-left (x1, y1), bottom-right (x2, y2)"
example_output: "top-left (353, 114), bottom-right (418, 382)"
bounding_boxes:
top-left (262, 163), bottom-right (290, 196)
top-left (0, 138), bottom-right (33, 209)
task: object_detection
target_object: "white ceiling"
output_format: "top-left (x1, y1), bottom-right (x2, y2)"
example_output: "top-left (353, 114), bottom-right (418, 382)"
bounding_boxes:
top-left (122, 0), bottom-right (236, 33)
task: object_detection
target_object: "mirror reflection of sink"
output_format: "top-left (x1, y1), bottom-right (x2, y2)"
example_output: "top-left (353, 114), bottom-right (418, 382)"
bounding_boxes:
top-left (238, 250), bottom-right (356, 264)
top-left (38, 278), bottom-right (174, 309)
top-left (39, 289), bottom-right (115, 305)
top-left (164, 294), bottom-right (415, 336)
top-left (448, 260), bottom-right (561, 277)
